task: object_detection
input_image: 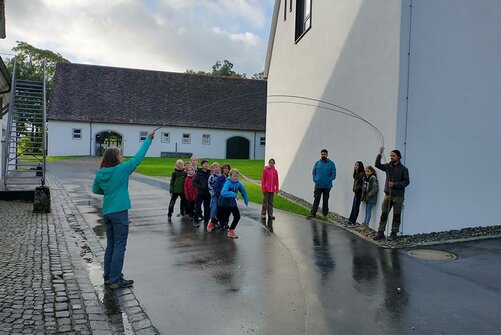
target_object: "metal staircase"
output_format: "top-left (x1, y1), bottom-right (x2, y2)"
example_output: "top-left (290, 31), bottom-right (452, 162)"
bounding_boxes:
top-left (2, 62), bottom-right (47, 190)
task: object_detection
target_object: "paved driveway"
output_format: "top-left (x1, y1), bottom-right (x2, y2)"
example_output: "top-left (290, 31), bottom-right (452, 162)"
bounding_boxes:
top-left (49, 159), bottom-right (501, 335)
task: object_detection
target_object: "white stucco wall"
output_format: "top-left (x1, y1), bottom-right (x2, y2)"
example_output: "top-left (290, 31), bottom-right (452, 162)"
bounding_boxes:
top-left (267, 0), bottom-right (403, 229)
top-left (400, 0), bottom-right (501, 234)
top-left (48, 121), bottom-right (265, 159)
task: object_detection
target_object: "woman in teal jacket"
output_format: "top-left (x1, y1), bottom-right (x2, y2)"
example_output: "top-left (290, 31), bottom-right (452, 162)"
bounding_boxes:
top-left (93, 131), bottom-right (155, 289)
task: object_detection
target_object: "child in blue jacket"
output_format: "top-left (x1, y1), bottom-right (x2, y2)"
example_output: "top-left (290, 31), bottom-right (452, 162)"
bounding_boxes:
top-left (219, 168), bottom-right (248, 238)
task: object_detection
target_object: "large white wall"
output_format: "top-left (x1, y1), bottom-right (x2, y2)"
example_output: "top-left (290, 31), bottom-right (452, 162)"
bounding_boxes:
top-left (48, 121), bottom-right (265, 159)
top-left (267, 0), bottom-right (403, 229)
top-left (401, 0), bottom-right (501, 234)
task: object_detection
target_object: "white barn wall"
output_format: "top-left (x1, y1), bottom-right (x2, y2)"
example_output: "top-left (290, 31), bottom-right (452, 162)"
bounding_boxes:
top-left (401, 0), bottom-right (501, 234)
top-left (267, 0), bottom-right (403, 229)
top-left (48, 121), bottom-right (265, 159)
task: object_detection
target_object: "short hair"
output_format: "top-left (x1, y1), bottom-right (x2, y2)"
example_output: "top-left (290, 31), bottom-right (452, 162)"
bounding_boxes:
top-left (321, 149), bottom-right (328, 154)
top-left (100, 147), bottom-right (121, 168)
top-left (184, 161), bottom-right (190, 166)
top-left (222, 163), bottom-right (231, 171)
top-left (210, 162), bottom-right (220, 169)
top-left (391, 150), bottom-right (402, 159)
top-left (201, 159), bottom-right (208, 165)
top-left (176, 159), bottom-right (184, 165)
top-left (268, 158), bottom-right (275, 164)
top-left (229, 168), bottom-right (239, 176)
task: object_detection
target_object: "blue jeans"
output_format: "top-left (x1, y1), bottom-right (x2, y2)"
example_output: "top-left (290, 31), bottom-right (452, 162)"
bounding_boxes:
top-left (364, 203), bottom-right (374, 225)
top-left (103, 210), bottom-right (129, 284)
top-left (210, 195), bottom-right (219, 220)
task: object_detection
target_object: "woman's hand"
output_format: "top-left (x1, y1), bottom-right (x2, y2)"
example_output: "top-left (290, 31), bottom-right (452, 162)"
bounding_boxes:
top-left (148, 131), bottom-right (155, 139)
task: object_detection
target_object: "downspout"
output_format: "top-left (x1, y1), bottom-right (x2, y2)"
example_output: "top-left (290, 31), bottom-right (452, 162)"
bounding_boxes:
top-left (89, 121), bottom-right (93, 156)
top-left (402, 0), bottom-right (414, 164)
top-left (253, 131), bottom-right (257, 159)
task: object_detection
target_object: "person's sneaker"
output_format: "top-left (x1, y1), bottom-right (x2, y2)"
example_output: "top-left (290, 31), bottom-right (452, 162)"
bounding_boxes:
top-left (207, 220), bottom-right (215, 233)
top-left (270, 216), bottom-right (276, 220)
top-left (227, 229), bottom-right (238, 238)
top-left (306, 214), bottom-right (316, 219)
top-left (387, 232), bottom-right (398, 241)
top-left (373, 232), bottom-right (385, 241)
top-left (108, 278), bottom-right (134, 289)
top-left (193, 220), bottom-right (200, 228)
top-left (168, 215), bottom-right (172, 222)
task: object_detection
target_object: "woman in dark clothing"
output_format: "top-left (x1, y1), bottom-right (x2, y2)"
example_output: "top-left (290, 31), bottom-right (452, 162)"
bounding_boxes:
top-left (345, 161), bottom-right (365, 227)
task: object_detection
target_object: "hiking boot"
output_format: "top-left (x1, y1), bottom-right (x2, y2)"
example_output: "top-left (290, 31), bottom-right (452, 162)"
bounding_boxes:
top-left (387, 232), bottom-right (398, 241)
top-left (207, 220), bottom-right (215, 233)
top-left (227, 229), bottom-right (239, 238)
top-left (193, 221), bottom-right (200, 228)
top-left (373, 232), bottom-right (385, 241)
top-left (108, 278), bottom-right (134, 289)
top-left (306, 214), bottom-right (316, 219)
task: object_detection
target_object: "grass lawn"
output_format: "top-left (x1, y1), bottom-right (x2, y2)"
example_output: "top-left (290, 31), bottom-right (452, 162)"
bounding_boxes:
top-left (46, 156), bottom-right (89, 162)
top-left (134, 157), bottom-right (265, 180)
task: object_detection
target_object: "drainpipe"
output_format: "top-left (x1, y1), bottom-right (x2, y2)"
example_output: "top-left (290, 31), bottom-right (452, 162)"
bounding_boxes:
top-left (89, 122), bottom-right (93, 156)
top-left (253, 131), bottom-right (257, 159)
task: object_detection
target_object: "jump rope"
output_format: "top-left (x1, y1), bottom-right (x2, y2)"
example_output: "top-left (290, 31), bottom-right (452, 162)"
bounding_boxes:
top-left (151, 91), bottom-right (395, 235)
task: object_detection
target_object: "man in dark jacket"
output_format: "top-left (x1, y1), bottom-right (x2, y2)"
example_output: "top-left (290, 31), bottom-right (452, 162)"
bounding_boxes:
top-left (374, 147), bottom-right (410, 241)
top-left (193, 160), bottom-right (211, 228)
top-left (307, 149), bottom-right (337, 219)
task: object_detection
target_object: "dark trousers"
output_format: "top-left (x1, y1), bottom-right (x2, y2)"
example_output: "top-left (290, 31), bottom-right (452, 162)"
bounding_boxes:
top-left (185, 200), bottom-right (195, 218)
top-left (103, 210), bottom-right (129, 284)
top-left (311, 187), bottom-right (331, 216)
top-left (194, 193), bottom-right (210, 224)
top-left (168, 193), bottom-right (185, 216)
top-left (348, 193), bottom-right (362, 223)
top-left (378, 194), bottom-right (404, 233)
top-left (261, 192), bottom-right (275, 218)
top-left (219, 206), bottom-right (241, 230)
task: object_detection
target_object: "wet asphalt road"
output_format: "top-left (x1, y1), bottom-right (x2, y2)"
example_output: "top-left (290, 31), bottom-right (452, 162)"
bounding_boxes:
top-left (49, 159), bottom-right (501, 335)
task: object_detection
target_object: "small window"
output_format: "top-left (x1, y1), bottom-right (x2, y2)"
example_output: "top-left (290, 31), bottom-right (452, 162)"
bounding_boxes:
top-left (161, 132), bottom-right (170, 143)
top-left (202, 134), bottom-right (211, 145)
top-left (182, 133), bottom-right (191, 144)
top-left (72, 128), bottom-right (82, 140)
top-left (260, 137), bottom-right (266, 146)
top-left (139, 131), bottom-right (148, 142)
top-left (295, 0), bottom-right (311, 42)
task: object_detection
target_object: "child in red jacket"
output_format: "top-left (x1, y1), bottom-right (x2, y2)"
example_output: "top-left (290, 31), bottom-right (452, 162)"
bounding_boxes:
top-left (261, 158), bottom-right (279, 220)
top-left (184, 165), bottom-right (198, 220)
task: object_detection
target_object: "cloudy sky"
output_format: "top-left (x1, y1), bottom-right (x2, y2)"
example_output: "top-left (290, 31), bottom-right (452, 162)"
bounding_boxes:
top-left (1, 0), bottom-right (275, 76)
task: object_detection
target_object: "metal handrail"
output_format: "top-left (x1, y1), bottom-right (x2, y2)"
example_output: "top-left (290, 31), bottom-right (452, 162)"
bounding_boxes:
top-left (2, 59), bottom-right (16, 189)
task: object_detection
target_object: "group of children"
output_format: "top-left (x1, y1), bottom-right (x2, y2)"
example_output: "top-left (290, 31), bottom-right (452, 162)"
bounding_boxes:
top-left (344, 162), bottom-right (378, 228)
top-left (168, 156), bottom-right (249, 239)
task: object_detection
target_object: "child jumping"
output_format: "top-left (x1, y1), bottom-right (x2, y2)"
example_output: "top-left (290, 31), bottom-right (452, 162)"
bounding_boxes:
top-left (168, 159), bottom-right (186, 222)
top-left (219, 168), bottom-right (249, 238)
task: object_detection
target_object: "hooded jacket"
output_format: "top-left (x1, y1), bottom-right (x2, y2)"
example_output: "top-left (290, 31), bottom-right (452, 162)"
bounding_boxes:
top-left (170, 168), bottom-right (186, 194)
top-left (93, 138), bottom-right (151, 216)
top-left (219, 177), bottom-right (249, 207)
top-left (312, 158), bottom-right (337, 189)
top-left (261, 166), bottom-right (279, 193)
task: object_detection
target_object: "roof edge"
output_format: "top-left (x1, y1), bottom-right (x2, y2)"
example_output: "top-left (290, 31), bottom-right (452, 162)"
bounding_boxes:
top-left (264, 0), bottom-right (281, 79)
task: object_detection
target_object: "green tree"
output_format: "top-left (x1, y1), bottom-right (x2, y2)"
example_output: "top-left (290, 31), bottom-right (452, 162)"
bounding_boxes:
top-left (252, 71), bottom-right (265, 80)
top-left (186, 60), bottom-right (248, 78)
top-left (6, 41), bottom-right (70, 100)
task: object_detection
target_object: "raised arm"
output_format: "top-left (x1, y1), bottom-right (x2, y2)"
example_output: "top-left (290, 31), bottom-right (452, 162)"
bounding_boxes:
top-left (375, 146), bottom-right (385, 171)
top-left (120, 132), bottom-right (155, 174)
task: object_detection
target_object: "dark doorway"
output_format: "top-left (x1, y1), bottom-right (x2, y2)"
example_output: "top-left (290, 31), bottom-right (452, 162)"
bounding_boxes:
top-left (226, 136), bottom-right (250, 159)
top-left (95, 131), bottom-right (123, 156)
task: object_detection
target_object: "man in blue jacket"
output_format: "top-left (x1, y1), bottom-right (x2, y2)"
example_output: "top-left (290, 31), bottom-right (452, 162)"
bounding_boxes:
top-left (307, 149), bottom-right (337, 219)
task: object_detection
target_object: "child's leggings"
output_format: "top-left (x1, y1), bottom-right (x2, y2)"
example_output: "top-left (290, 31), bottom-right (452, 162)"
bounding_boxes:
top-left (220, 206), bottom-right (241, 230)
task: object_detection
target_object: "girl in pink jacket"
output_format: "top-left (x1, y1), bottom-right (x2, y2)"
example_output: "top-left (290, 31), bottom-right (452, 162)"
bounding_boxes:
top-left (261, 158), bottom-right (279, 220)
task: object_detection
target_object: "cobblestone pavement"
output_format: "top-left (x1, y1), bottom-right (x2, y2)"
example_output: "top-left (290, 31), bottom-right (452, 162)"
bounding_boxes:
top-left (0, 174), bottom-right (158, 335)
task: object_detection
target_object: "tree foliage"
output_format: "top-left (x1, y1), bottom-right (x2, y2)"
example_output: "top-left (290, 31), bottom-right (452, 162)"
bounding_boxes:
top-left (6, 41), bottom-right (70, 100)
top-left (186, 60), bottom-right (267, 80)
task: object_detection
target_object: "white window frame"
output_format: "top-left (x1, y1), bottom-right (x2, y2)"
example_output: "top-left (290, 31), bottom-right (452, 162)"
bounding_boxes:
top-left (182, 133), bottom-right (191, 144)
top-left (139, 131), bottom-right (148, 142)
top-left (202, 134), bottom-right (211, 145)
top-left (161, 132), bottom-right (170, 143)
top-left (72, 128), bottom-right (82, 140)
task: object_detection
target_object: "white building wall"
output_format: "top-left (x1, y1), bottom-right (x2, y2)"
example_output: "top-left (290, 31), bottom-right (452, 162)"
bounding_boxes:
top-left (48, 121), bottom-right (265, 159)
top-left (267, 0), bottom-right (403, 229)
top-left (400, 0), bottom-right (501, 234)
